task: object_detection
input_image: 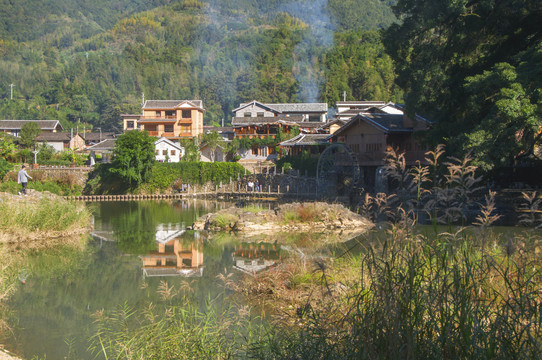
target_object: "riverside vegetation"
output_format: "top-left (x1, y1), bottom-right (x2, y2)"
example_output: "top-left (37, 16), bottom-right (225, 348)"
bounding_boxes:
top-left (84, 147), bottom-right (542, 359)
top-left (0, 191), bottom-right (92, 353)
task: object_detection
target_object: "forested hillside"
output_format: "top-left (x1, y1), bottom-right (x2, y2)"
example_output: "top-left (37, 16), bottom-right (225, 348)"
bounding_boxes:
top-left (0, 0), bottom-right (399, 131)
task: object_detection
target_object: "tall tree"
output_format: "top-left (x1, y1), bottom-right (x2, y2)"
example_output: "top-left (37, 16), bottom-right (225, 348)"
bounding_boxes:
top-left (109, 130), bottom-right (155, 189)
top-left (384, 0), bottom-right (542, 173)
top-left (20, 122), bottom-right (42, 149)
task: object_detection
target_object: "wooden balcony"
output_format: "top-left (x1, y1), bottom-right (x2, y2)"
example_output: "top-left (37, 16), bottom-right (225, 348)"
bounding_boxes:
top-left (141, 115), bottom-right (177, 120)
top-left (179, 118), bottom-right (193, 123)
top-left (147, 131), bottom-right (159, 136)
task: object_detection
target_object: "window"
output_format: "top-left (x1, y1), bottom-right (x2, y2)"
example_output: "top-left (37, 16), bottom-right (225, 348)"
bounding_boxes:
top-left (257, 112), bottom-right (264, 117)
top-left (244, 112), bottom-right (252, 117)
top-left (155, 111), bottom-right (161, 117)
top-left (366, 143), bottom-right (382, 152)
top-left (164, 124), bottom-right (174, 133)
top-left (171, 150), bottom-right (176, 156)
top-left (162, 150), bottom-right (167, 155)
top-left (251, 147), bottom-right (258, 155)
top-left (126, 121), bottom-right (134, 129)
top-left (182, 110), bottom-right (191, 118)
top-left (165, 110), bottom-right (175, 118)
top-left (145, 125), bottom-right (157, 131)
top-left (181, 124), bottom-right (191, 133)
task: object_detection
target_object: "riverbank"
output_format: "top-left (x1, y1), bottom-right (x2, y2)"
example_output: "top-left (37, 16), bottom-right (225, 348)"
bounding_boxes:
top-left (0, 190), bottom-right (92, 248)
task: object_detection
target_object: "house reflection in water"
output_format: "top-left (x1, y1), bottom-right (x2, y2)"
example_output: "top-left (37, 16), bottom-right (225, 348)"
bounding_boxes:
top-left (233, 243), bottom-right (283, 276)
top-left (140, 224), bottom-right (204, 277)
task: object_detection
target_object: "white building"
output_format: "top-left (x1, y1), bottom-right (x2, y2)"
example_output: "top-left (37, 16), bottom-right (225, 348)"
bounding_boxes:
top-left (154, 137), bottom-right (184, 162)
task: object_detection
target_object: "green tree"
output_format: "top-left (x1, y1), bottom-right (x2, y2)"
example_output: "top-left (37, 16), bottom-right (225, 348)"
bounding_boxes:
top-left (180, 138), bottom-right (200, 162)
top-left (384, 0), bottom-right (542, 174)
top-left (20, 122), bottom-right (42, 149)
top-left (109, 131), bottom-right (155, 189)
top-left (200, 131), bottom-right (222, 162)
top-left (0, 133), bottom-right (16, 159)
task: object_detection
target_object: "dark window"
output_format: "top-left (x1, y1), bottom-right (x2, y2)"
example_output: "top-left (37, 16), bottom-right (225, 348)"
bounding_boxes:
top-left (182, 110), bottom-right (191, 118)
top-left (257, 112), bottom-right (264, 117)
top-left (244, 112), bottom-right (252, 117)
top-left (155, 111), bottom-right (161, 117)
top-left (164, 124), bottom-right (174, 133)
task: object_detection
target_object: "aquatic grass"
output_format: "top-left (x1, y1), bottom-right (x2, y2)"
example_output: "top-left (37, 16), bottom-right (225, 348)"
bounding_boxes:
top-left (0, 197), bottom-right (91, 244)
top-left (89, 287), bottom-right (267, 359)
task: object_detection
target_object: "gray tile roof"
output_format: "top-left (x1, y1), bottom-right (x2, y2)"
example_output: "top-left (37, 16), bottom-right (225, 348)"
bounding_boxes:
top-left (142, 100), bottom-right (204, 110)
top-left (232, 115), bottom-right (305, 125)
top-left (35, 132), bottom-right (71, 141)
top-left (262, 102), bottom-right (328, 113)
top-left (87, 139), bottom-right (116, 151)
top-left (279, 134), bottom-right (331, 146)
top-left (82, 132), bottom-right (116, 142)
top-left (234, 101), bottom-right (327, 114)
top-left (0, 120), bottom-right (63, 131)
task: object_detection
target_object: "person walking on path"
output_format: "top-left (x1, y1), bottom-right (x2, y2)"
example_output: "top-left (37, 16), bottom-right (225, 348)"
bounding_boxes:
top-left (17, 165), bottom-right (32, 195)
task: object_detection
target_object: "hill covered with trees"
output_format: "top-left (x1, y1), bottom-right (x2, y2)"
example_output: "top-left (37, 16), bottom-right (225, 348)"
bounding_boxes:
top-left (0, 0), bottom-right (399, 131)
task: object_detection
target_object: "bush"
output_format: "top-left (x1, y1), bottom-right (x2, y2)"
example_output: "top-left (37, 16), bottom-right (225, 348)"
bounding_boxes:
top-left (147, 162), bottom-right (246, 191)
top-left (0, 158), bottom-right (12, 180)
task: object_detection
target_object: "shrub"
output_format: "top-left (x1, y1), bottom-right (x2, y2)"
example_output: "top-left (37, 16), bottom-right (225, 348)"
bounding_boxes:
top-left (0, 158), bottom-right (12, 180)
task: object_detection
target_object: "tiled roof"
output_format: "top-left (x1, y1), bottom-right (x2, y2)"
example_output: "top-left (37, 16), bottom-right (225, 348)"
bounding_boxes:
top-left (234, 101), bottom-right (327, 114)
top-left (82, 132), bottom-right (116, 142)
top-left (334, 113), bottom-right (427, 138)
top-left (87, 139), bottom-right (116, 151)
top-left (263, 102), bottom-right (328, 113)
top-left (35, 132), bottom-right (71, 141)
top-left (0, 120), bottom-right (63, 131)
top-left (363, 113), bottom-right (415, 132)
top-left (232, 115), bottom-right (304, 125)
top-left (142, 100), bottom-right (204, 110)
top-left (336, 101), bottom-right (386, 106)
top-left (279, 134), bottom-right (331, 146)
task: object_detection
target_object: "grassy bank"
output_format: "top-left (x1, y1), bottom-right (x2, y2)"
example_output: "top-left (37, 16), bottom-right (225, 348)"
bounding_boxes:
top-left (0, 192), bottom-right (92, 246)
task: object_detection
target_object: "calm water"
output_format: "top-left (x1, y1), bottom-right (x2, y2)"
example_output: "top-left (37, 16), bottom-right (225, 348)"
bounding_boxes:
top-left (3, 200), bottom-right (289, 360)
top-left (4, 200), bottom-right (538, 359)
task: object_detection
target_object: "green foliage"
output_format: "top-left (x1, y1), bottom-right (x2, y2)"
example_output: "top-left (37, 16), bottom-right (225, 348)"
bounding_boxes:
top-left (180, 138), bottom-right (200, 162)
top-left (0, 133), bottom-right (16, 159)
top-left (0, 0), bottom-right (398, 134)
top-left (19, 122), bottom-right (41, 148)
top-left (0, 158), bottom-right (12, 180)
top-left (323, 30), bottom-right (403, 105)
top-left (328, 0), bottom-right (396, 31)
top-left (276, 151), bottom-right (319, 177)
top-left (384, 0), bottom-right (542, 175)
top-left (148, 161), bottom-right (246, 190)
top-left (109, 131), bottom-right (155, 189)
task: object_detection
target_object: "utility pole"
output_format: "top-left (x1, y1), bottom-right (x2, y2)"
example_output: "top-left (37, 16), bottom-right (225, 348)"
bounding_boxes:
top-left (142, 92), bottom-right (145, 106)
top-left (97, 127), bottom-right (102, 142)
top-left (9, 84), bottom-right (15, 100)
top-left (343, 91), bottom-right (346, 102)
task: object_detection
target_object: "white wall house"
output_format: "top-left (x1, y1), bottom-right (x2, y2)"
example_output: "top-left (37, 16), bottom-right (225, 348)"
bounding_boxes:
top-left (155, 137), bottom-right (184, 162)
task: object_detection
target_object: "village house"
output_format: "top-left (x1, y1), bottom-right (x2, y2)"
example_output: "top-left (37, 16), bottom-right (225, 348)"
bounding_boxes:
top-left (229, 101), bottom-right (329, 165)
top-left (279, 134), bottom-right (331, 157)
top-left (122, 100), bottom-right (205, 139)
top-left (154, 137), bottom-right (184, 163)
top-left (82, 131), bottom-right (117, 148)
top-left (331, 112), bottom-right (431, 189)
top-left (0, 120), bottom-right (63, 137)
top-left (233, 100), bottom-right (328, 123)
top-left (34, 132), bottom-right (85, 152)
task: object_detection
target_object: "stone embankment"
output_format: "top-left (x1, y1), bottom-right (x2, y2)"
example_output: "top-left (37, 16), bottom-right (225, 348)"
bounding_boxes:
top-left (191, 202), bottom-right (373, 236)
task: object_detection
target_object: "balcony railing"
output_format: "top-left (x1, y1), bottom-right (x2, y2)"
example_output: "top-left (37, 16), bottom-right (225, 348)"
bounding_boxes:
top-left (141, 115), bottom-right (177, 120)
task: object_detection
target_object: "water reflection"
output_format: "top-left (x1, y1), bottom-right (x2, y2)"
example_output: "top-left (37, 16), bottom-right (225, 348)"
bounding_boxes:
top-left (232, 242), bottom-right (283, 275)
top-left (141, 229), bottom-right (204, 278)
